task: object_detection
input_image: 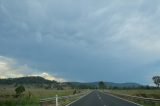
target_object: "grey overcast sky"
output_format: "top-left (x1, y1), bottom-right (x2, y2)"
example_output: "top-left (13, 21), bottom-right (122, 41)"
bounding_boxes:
top-left (0, 0), bottom-right (160, 84)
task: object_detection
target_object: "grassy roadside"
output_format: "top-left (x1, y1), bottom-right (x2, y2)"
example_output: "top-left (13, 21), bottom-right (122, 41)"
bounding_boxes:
top-left (0, 86), bottom-right (82, 106)
top-left (108, 89), bottom-right (160, 106)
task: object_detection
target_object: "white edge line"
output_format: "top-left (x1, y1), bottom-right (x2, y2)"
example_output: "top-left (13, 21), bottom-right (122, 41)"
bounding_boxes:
top-left (65, 91), bottom-right (93, 106)
top-left (103, 92), bottom-right (143, 106)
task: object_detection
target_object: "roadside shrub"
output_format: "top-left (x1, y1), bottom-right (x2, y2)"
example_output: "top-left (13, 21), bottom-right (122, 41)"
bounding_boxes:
top-left (15, 85), bottom-right (25, 97)
top-left (73, 89), bottom-right (76, 94)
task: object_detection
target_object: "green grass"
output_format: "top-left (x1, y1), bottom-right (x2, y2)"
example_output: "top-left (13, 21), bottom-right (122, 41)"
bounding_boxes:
top-left (0, 85), bottom-right (81, 106)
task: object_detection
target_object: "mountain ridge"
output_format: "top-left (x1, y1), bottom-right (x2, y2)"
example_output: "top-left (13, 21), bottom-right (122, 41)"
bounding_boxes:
top-left (0, 76), bottom-right (142, 88)
top-left (64, 81), bottom-right (142, 88)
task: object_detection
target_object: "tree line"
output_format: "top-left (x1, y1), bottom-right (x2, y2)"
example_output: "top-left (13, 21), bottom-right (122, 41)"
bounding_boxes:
top-left (152, 76), bottom-right (160, 88)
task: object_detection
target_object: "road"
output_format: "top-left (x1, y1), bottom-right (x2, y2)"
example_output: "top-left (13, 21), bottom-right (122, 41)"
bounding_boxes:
top-left (68, 91), bottom-right (141, 106)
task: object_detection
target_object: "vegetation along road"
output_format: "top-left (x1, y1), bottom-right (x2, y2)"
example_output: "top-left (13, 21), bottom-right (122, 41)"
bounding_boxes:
top-left (68, 90), bottom-right (142, 106)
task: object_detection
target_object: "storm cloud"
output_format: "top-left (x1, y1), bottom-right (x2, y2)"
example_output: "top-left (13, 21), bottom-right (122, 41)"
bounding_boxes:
top-left (0, 0), bottom-right (160, 84)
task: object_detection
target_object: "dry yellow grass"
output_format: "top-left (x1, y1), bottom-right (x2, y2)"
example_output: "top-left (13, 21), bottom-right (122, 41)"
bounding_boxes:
top-left (108, 89), bottom-right (160, 106)
top-left (109, 89), bottom-right (160, 99)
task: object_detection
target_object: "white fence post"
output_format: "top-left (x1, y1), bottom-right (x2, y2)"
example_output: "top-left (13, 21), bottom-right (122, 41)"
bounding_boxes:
top-left (56, 95), bottom-right (58, 106)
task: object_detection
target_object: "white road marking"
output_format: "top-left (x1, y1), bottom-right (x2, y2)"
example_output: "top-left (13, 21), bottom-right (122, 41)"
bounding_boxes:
top-left (96, 92), bottom-right (108, 106)
top-left (102, 92), bottom-right (142, 106)
top-left (66, 91), bottom-right (92, 106)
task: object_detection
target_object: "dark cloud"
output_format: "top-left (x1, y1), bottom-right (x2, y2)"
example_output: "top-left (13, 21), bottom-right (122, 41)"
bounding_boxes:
top-left (0, 0), bottom-right (160, 84)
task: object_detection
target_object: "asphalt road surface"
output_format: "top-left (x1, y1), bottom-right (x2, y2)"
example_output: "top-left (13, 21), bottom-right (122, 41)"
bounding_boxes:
top-left (68, 91), bottom-right (141, 106)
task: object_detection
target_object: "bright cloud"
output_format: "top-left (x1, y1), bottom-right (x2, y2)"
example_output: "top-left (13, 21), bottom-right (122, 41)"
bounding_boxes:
top-left (0, 56), bottom-right (65, 82)
top-left (31, 72), bottom-right (65, 82)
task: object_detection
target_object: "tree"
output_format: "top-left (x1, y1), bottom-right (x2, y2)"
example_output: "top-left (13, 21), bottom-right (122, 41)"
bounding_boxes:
top-left (73, 89), bottom-right (77, 95)
top-left (98, 81), bottom-right (106, 89)
top-left (15, 85), bottom-right (25, 96)
top-left (152, 76), bottom-right (160, 88)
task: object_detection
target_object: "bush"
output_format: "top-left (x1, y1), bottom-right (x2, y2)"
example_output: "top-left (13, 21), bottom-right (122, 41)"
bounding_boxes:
top-left (15, 85), bottom-right (25, 97)
top-left (73, 89), bottom-right (77, 94)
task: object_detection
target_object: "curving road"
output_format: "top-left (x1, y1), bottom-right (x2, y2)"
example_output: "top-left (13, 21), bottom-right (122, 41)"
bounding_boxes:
top-left (68, 91), bottom-right (142, 106)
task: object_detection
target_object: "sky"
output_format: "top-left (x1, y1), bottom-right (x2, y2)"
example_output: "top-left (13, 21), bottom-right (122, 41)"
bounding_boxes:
top-left (0, 0), bottom-right (160, 84)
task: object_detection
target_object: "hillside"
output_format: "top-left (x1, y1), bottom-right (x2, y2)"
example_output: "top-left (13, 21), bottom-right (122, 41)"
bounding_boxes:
top-left (0, 77), bottom-right (142, 89)
top-left (64, 81), bottom-right (142, 89)
top-left (0, 76), bottom-right (57, 85)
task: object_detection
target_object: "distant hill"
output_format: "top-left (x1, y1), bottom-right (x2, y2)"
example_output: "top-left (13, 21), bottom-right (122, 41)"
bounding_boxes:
top-left (104, 82), bottom-right (141, 88)
top-left (64, 81), bottom-right (142, 89)
top-left (0, 76), bottom-right (142, 89)
top-left (0, 76), bottom-right (64, 89)
top-left (0, 76), bottom-right (57, 85)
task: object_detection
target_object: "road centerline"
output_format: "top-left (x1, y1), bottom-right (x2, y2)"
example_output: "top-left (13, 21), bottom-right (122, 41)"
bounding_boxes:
top-left (96, 91), bottom-right (108, 106)
top-left (66, 90), bottom-right (140, 106)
